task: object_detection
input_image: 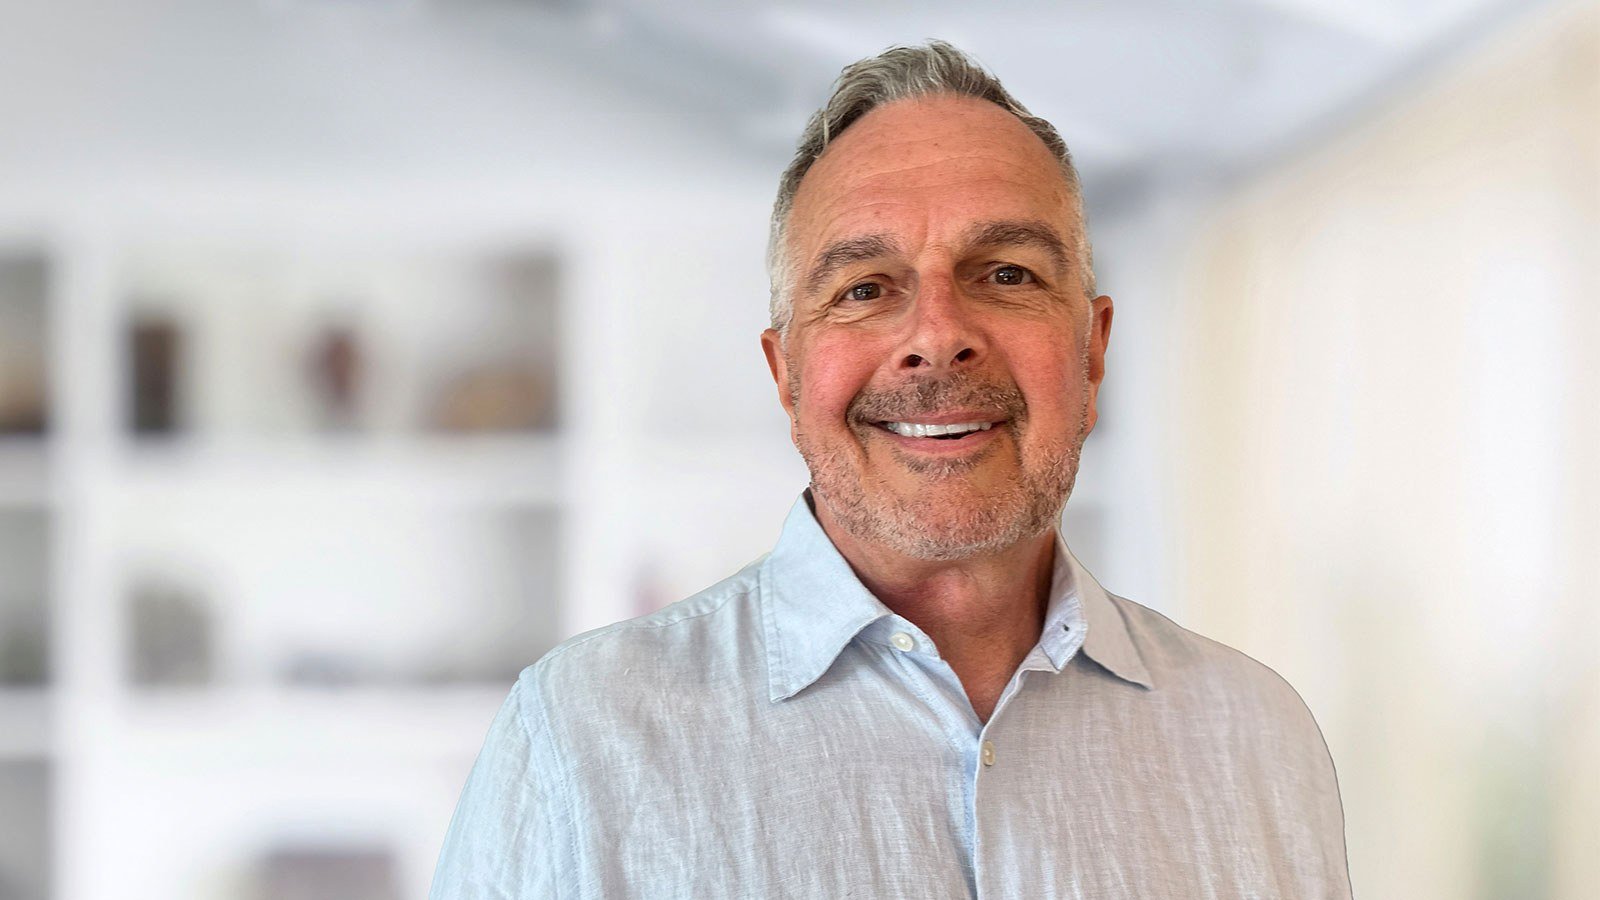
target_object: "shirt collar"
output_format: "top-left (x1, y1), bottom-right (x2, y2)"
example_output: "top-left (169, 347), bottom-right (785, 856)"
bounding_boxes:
top-left (760, 490), bottom-right (1154, 702)
top-left (1063, 536), bottom-right (1156, 691)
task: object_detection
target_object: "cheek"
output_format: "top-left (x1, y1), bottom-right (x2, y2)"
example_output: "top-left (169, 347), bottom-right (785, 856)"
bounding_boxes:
top-left (1008, 343), bottom-right (1088, 422)
top-left (796, 336), bottom-right (883, 422)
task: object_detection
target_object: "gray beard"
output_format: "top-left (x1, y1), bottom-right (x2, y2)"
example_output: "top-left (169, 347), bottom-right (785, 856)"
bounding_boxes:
top-left (788, 347), bottom-right (1092, 562)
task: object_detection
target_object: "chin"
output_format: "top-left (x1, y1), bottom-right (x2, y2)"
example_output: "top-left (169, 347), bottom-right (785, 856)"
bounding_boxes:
top-left (821, 477), bottom-right (1067, 562)
top-left (901, 493), bottom-right (1059, 560)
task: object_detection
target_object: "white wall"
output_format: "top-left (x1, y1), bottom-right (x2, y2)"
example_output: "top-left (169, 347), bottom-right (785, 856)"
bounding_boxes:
top-left (1170, 2), bottom-right (1598, 896)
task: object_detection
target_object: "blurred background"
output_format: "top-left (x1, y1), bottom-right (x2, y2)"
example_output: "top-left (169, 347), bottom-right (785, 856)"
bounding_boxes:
top-left (0, 0), bottom-right (1594, 897)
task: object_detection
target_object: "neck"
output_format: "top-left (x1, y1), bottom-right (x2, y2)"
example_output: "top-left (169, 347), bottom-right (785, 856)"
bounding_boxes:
top-left (811, 491), bottom-right (1057, 721)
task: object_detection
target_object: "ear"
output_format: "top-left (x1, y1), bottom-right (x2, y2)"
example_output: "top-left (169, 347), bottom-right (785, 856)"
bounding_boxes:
top-left (1083, 294), bottom-right (1113, 433)
top-left (760, 328), bottom-right (799, 441)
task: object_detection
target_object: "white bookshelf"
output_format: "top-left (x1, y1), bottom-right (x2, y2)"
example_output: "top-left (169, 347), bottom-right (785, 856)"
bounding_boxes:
top-left (0, 228), bottom-right (590, 900)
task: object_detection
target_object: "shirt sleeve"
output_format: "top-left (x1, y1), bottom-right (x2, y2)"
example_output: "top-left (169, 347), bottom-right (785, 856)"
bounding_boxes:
top-left (429, 674), bottom-right (563, 899)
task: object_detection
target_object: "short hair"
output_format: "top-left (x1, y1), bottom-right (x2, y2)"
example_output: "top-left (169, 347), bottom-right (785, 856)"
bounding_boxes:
top-left (766, 40), bottom-right (1096, 337)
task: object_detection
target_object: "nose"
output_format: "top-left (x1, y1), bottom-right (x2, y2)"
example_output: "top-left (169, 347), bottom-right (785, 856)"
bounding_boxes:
top-left (897, 277), bottom-right (985, 372)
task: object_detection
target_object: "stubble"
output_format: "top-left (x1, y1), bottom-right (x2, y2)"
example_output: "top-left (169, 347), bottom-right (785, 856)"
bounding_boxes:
top-left (788, 338), bottom-right (1094, 561)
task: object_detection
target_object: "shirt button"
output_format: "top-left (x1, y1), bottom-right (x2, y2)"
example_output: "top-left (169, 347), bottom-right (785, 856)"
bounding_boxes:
top-left (890, 632), bottom-right (915, 652)
top-left (981, 740), bottom-right (996, 767)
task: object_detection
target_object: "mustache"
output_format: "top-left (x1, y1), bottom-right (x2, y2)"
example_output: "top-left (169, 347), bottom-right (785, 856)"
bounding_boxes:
top-left (848, 371), bottom-right (1026, 423)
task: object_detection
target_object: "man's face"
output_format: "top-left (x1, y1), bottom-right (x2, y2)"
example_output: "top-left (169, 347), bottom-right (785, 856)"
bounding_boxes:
top-left (761, 94), bottom-right (1113, 561)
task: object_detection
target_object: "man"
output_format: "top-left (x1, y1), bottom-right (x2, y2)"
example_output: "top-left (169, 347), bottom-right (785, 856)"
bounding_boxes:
top-left (431, 41), bottom-right (1352, 899)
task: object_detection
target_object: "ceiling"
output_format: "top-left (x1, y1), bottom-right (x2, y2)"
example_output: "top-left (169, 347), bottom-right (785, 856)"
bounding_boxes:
top-left (0, 0), bottom-right (1562, 215)
top-left (441, 0), bottom-right (1550, 173)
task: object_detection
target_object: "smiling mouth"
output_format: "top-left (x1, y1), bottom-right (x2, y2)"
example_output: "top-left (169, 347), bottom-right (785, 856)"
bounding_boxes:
top-left (871, 420), bottom-right (1001, 440)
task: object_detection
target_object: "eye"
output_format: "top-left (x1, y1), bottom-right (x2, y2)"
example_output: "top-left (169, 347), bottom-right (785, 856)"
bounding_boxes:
top-left (988, 264), bottom-right (1034, 286)
top-left (843, 281), bottom-right (883, 302)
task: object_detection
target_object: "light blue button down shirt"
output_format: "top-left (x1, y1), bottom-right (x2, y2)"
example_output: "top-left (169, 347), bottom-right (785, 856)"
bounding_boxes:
top-left (431, 491), bottom-right (1352, 898)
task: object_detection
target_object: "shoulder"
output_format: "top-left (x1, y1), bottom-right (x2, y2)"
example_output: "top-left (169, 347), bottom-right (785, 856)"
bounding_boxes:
top-left (1105, 592), bottom-right (1352, 888)
top-left (515, 555), bottom-right (769, 718)
top-left (1106, 591), bottom-right (1334, 752)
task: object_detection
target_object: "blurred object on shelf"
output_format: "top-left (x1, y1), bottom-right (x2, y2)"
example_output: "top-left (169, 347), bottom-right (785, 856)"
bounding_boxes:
top-left (306, 314), bottom-right (365, 432)
top-left (275, 617), bottom-right (547, 688)
top-left (128, 313), bottom-right (187, 435)
top-left (0, 760), bottom-right (51, 900)
top-left (126, 576), bottom-right (213, 686)
top-left (426, 250), bottom-right (561, 433)
top-left (412, 654), bottom-right (534, 686)
top-left (0, 254), bottom-right (49, 436)
top-left (0, 370), bottom-right (46, 436)
top-left (0, 510), bottom-right (50, 685)
top-left (117, 245), bottom-right (562, 437)
top-left (279, 646), bottom-right (366, 687)
top-left (257, 844), bottom-right (400, 900)
top-left (428, 362), bottom-right (553, 432)
top-left (0, 607), bottom-right (49, 685)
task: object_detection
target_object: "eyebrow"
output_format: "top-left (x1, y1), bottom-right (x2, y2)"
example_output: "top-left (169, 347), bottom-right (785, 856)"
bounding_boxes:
top-left (962, 219), bottom-right (1071, 274)
top-left (800, 233), bottom-right (901, 299)
top-left (797, 219), bottom-right (1073, 300)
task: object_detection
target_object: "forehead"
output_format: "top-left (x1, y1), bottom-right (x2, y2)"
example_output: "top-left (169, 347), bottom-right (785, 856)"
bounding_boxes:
top-left (787, 94), bottom-right (1074, 256)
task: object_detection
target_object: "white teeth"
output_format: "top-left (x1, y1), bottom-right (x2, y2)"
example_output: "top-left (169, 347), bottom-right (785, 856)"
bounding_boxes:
top-left (882, 421), bottom-right (994, 438)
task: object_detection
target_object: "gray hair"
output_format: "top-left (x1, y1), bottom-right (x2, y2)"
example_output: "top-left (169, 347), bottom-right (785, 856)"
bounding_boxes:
top-left (766, 40), bottom-right (1096, 337)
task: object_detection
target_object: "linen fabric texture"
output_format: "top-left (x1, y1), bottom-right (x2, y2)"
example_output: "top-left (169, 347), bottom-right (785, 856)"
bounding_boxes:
top-left (430, 491), bottom-right (1352, 899)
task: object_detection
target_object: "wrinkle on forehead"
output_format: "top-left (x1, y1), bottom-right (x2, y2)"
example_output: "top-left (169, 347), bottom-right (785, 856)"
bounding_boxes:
top-left (799, 151), bottom-right (1071, 232)
top-left (784, 95), bottom-right (1077, 296)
